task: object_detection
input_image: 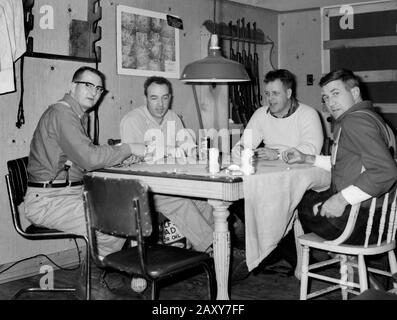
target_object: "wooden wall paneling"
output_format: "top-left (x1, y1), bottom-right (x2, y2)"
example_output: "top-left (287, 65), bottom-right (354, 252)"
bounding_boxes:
top-left (355, 70), bottom-right (397, 82)
top-left (321, 6), bottom-right (330, 74)
top-left (324, 35), bottom-right (397, 49)
top-left (0, 0), bottom-right (278, 279)
top-left (321, 0), bottom-right (397, 132)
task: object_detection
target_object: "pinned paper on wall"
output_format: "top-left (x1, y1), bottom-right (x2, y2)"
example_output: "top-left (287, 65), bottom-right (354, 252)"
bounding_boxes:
top-left (116, 5), bottom-right (180, 78)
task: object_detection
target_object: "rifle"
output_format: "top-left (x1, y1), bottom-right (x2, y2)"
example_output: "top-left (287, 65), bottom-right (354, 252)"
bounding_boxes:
top-left (228, 21), bottom-right (242, 125)
top-left (240, 18), bottom-right (255, 120)
top-left (235, 19), bottom-right (248, 127)
top-left (248, 22), bottom-right (259, 110)
top-left (253, 22), bottom-right (262, 107)
top-left (246, 22), bottom-right (257, 116)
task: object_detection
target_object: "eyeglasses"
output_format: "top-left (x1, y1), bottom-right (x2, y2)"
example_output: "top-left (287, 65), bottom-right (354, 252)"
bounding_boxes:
top-left (74, 81), bottom-right (104, 95)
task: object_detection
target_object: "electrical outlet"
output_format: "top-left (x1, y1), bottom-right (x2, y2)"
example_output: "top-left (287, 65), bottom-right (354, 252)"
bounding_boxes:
top-left (307, 74), bottom-right (314, 86)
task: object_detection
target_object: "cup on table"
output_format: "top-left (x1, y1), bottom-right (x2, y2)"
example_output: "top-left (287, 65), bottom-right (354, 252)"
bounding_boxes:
top-left (208, 148), bottom-right (220, 174)
top-left (241, 148), bottom-right (255, 175)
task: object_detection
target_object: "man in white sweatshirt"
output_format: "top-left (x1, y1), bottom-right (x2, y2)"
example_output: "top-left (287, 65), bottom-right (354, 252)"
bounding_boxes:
top-left (230, 69), bottom-right (324, 276)
top-left (232, 69), bottom-right (323, 162)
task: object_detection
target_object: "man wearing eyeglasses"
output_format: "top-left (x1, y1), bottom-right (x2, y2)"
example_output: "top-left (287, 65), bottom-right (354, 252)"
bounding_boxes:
top-left (120, 76), bottom-right (214, 255)
top-left (25, 66), bottom-right (143, 299)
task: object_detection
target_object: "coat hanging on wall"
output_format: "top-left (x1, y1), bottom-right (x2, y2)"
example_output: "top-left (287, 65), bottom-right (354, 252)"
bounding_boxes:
top-left (0, 0), bottom-right (26, 95)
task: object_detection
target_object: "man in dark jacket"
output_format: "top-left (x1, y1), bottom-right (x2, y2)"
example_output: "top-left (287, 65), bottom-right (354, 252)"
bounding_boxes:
top-left (283, 68), bottom-right (397, 245)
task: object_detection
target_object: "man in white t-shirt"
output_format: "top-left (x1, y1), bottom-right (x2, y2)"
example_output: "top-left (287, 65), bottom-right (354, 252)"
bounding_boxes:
top-left (232, 69), bottom-right (323, 162)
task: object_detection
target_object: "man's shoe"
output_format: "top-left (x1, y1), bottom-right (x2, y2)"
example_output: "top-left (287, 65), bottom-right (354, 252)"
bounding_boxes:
top-left (102, 270), bottom-right (131, 292)
top-left (230, 248), bottom-right (250, 283)
top-left (75, 263), bottom-right (126, 300)
top-left (261, 258), bottom-right (294, 277)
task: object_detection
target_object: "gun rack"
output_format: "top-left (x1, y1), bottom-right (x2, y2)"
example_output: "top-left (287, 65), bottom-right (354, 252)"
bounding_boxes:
top-left (203, 20), bottom-right (273, 45)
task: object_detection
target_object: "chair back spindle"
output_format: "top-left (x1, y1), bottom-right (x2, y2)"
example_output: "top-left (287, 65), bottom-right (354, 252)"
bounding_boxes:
top-left (386, 193), bottom-right (396, 243)
top-left (390, 191), bottom-right (397, 241)
top-left (377, 193), bottom-right (389, 246)
top-left (364, 198), bottom-right (377, 248)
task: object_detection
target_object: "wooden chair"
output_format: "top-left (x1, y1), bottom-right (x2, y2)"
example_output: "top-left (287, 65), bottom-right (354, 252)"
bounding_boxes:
top-left (5, 156), bottom-right (90, 299)
top-left (296, 190), bottom-right (397, 300)
top-left (82, 174), bottom-right (216, 300)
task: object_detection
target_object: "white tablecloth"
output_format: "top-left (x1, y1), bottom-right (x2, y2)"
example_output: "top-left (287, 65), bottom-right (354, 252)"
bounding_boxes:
top-left (244, 160), bottom-right (331, 271)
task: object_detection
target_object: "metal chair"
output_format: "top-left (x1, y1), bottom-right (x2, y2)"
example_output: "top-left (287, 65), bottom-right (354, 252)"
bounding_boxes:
top-left (82, 174), bottom-right (216, 300)
top-left (5, 156), bottom-right (90, 299)
top-left (296, 190), bottom-right (397, 300)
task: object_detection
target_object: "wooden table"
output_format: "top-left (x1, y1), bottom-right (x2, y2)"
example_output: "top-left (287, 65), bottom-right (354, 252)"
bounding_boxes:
top-left (93, 159), bottom-right (331, 299)
top-left (93, 162), bottom-right (243, 300)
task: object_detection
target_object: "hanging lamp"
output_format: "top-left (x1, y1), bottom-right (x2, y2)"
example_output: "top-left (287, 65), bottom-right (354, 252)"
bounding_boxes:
top-left (180, 0), bottom-right (249, 83)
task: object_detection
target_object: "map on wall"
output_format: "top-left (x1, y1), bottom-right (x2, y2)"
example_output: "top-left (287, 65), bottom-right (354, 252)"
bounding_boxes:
top-left (116, 5), bottom-right (180, 78)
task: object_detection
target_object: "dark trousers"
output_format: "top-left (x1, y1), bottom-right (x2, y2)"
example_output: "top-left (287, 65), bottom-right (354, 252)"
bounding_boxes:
top-left (298, 188), bottom-right (394, 288)
top-left (297, 187), bottom-right (384, 245)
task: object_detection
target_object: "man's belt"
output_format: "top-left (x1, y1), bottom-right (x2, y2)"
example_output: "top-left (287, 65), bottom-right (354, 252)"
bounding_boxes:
top-left (27, 181), bottom-right (84, 188)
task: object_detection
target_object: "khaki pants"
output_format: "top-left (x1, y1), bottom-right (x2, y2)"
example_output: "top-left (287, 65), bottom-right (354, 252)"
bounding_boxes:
top-left (24, 186), bottom-right (125, 257)
top-left (154, 195), bottom-right (214, 251)
top-left (24, 186), bottom-right (215, 255)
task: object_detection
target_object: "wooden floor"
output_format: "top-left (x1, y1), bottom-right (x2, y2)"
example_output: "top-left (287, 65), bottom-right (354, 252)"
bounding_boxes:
top-left (0, 261), bottom-right (343, 300)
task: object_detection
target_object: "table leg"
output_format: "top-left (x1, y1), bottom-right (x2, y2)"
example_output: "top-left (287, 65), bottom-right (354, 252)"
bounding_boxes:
top-left (208, 199), bottom-right (231, 300)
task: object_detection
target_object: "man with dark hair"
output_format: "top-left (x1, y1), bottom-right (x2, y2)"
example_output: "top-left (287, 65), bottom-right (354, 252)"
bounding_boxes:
top-left (143, 76), bottom-right (173, 97)
top-left (72, 66), bottom-right (105, 85)
top-left (283, 68), bottom-right (397, 245)
top-left (232, 69), bottom-right (323, 161)
top-left (25, 66), bottom-right (143, 298)
top-left (120, 76), bottom-right (215, 254)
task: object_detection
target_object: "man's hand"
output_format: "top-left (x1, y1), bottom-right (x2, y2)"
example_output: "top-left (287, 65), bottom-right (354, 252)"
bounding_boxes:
top-left (120, 154), bottom-right (144, 167)
top-left (231, 144), bottom-right (244, 164)
top-left (281, 147), bottom-right (314, 164)
top-left (255, 147), bottom-right (279, 160)
top-left (319, 192), bottom-right (349, 218)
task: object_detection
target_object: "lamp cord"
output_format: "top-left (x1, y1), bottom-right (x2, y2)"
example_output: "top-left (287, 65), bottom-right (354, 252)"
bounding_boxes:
top-left (192, 85), bottom-right (204, 130)
top-left (0, 239), bottom-right (82, 275)
top-left (213, 0), bottom-right (216, 34)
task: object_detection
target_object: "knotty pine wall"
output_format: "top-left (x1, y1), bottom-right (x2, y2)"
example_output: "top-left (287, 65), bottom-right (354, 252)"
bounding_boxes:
top-left (0, 0), bottom-right (277, 279)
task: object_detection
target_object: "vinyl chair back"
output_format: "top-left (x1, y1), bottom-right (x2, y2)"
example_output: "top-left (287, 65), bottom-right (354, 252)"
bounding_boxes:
top-left (297, 191), bottom-right (397, 300)
top-left (83, 174), bottom-right (152, 268)
top-left (6, 156), bottom-right (90, 300)
top-left (83, 174), bottom-right (216, 300)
